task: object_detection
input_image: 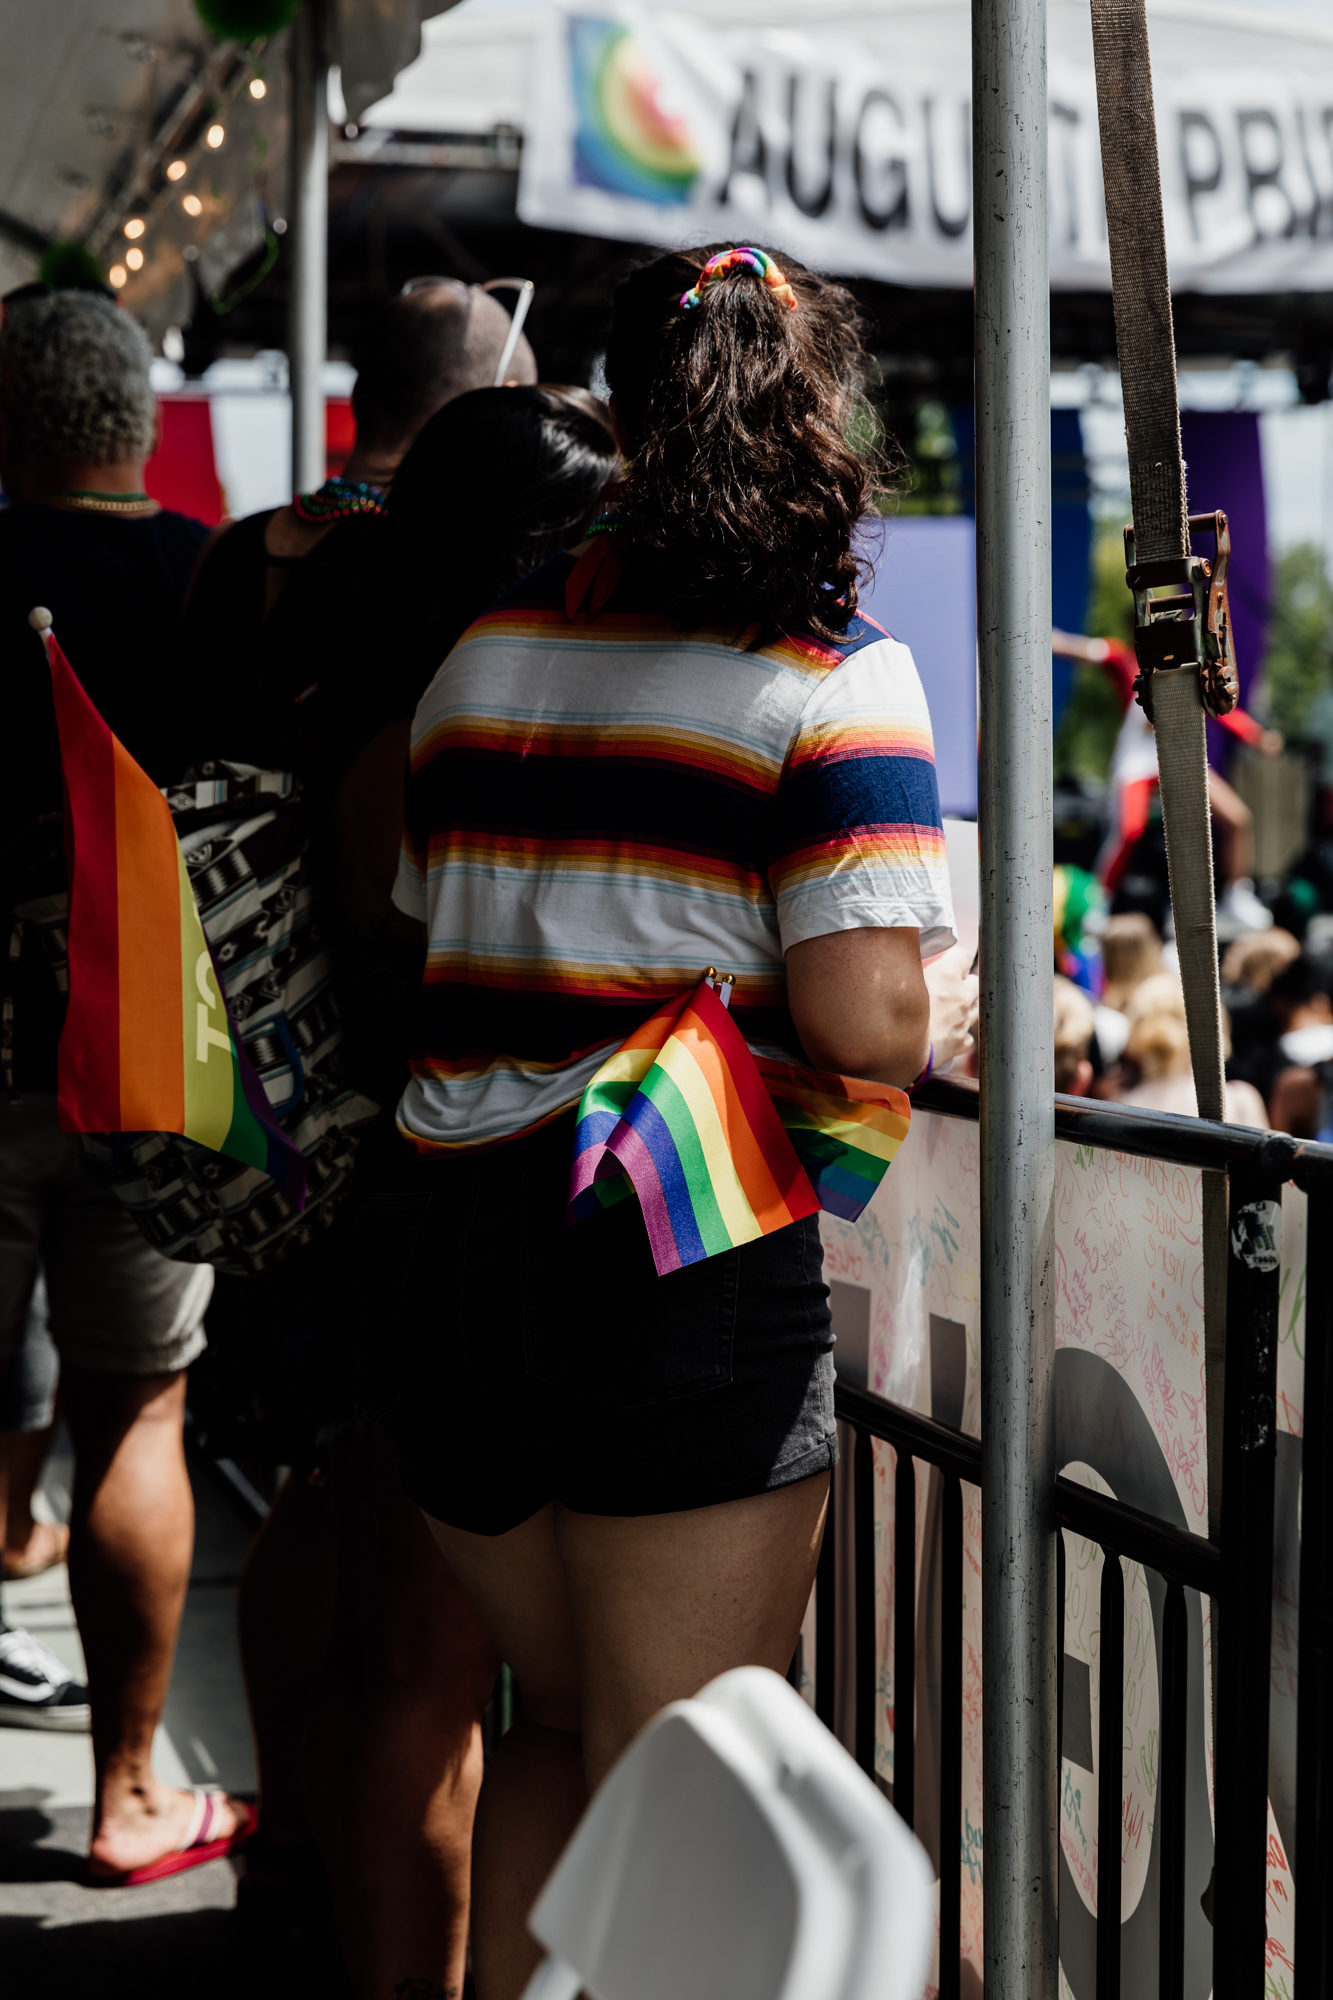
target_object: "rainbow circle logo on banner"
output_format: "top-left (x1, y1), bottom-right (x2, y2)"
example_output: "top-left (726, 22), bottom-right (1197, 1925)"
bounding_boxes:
top-left (570, 16), bottom-right (701, 206)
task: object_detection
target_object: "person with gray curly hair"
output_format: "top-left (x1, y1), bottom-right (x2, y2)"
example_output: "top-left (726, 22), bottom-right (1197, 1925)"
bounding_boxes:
top-left (0, 289), bottom-right (157, 475)
top-left (0, 285), bottom-right (211, 777)
top-left (0, 286), bottom-right (251, 1881)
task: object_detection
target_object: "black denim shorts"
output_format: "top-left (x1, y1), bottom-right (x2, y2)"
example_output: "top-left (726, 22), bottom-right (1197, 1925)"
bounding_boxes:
top-left (355, 1113), bottom-right (837, 1535)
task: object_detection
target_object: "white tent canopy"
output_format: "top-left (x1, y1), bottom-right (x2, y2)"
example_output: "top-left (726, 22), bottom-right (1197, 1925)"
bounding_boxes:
top-left (364, 0), bottom-right (1333, 293)
top-left (0, 0), bottom-right (459, 330)
top-left (2, 0), bottom-right (1328, 330)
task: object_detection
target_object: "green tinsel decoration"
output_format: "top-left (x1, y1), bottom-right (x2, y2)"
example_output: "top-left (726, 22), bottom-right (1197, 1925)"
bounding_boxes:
top-left (192, 0), bottom-right (300, 41)
top-left (37, 242), bottom-right (106, 292)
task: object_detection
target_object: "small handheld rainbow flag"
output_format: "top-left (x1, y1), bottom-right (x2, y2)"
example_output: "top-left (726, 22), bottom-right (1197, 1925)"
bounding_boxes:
top-left (36, 612), bottom-right (305, 1205)
top-left (569, 974), bottom-right (912, 1276)
top-left (758, 1058), bottom-right (912, 1223)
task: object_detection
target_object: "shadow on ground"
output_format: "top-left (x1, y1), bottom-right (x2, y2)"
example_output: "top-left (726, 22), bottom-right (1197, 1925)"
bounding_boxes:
top-left (0, 1794), bottom-right (350, 1999)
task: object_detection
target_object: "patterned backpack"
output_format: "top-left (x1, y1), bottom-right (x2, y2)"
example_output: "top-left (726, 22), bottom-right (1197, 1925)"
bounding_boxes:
top-left (19, 763), bottom-right (378, 1275)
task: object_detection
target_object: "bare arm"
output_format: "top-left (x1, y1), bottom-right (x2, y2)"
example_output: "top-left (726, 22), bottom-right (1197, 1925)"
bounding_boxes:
top-left (1051, 628), bottom-right (1106, 665)
top-left (785, 927), bottom-right (931, 1088)
top-left (1206, 766), bottom-right (1256, 886)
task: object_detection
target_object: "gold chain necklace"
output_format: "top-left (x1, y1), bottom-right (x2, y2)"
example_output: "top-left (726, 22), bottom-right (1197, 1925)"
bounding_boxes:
top-left (47, 490), bottom-right (160, 517)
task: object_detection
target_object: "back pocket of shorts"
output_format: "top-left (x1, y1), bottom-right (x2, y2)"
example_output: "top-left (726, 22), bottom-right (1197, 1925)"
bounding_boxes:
top-left (521, 1199), bottom-right (739, 1409)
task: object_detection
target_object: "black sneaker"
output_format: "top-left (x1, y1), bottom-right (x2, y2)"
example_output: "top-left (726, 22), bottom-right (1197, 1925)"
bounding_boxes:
top-left (0, 1625), bottom-right (91, 1730)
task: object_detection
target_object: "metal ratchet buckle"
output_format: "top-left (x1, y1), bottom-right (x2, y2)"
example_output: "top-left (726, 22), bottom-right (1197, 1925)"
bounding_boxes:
top-left (1123, 510), bottom-right (1240, 723)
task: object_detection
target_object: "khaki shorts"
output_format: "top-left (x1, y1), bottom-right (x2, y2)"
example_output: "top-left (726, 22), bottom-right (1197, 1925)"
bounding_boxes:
top-left (0, 1096), bottom-right (211, 1377)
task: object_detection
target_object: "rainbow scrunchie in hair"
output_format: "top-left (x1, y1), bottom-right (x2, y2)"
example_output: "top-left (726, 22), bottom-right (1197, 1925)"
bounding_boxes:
top-left (680, 246), bottom-right (798, 313)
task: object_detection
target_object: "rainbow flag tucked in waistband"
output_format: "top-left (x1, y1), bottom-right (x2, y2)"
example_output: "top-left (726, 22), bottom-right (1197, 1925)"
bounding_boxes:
top-left (569, 975), bottom-right (911, 1276)
top-left (44, 627), bottom-right (305, 1205)
top-left (758, 1059), bottom-right (912, 1223)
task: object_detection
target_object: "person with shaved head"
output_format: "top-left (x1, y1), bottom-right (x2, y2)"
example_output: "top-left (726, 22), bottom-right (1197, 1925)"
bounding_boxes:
top-left (191, 278), bottom-right (538, 640)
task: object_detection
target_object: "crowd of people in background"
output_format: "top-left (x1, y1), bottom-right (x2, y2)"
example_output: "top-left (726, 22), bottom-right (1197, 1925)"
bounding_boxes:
top-left (1051, 829), bottom-right (1333, 1139)
top-left (0, 246), bottom-right (1329, 2000)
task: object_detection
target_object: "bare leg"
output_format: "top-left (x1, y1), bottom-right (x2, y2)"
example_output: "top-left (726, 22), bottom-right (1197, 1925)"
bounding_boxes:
top-left (424, 1507), bottom-right (584, 2000)
top-left (2, 1421), bottom-right (55, 1546)
top-left (61, 1365), bottom-right (247, 1872)
top-left (0, 1289), bottom-right (64, 1575)
top-left (558, 1477), bottom-right (829, 1788)
top-left (467, 1718), bottom-right (588, 1999)
top-left (325, 1428), bottom-right (498, 2000)
top-left (1, 1424), bottom-right (68, 1574)
top-left (428, 1474), bottom-right (829, 2000)
top-left (1207, 768), bottom-right (1255, 889)
top-left (237, 1467), bottom-right (337, 1870)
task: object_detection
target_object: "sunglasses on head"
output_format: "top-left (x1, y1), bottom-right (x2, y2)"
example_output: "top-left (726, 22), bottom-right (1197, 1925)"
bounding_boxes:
top-left (399, 275), bottom-right (535, 387)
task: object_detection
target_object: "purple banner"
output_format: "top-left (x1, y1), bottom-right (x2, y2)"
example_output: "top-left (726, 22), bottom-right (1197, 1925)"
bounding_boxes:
top-left (1181, 411), bottom-right (1270, 766)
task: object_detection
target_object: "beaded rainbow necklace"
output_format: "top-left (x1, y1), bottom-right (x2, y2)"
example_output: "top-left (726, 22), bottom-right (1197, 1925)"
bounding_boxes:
top-left (291, 475), bottom-right (388, 525)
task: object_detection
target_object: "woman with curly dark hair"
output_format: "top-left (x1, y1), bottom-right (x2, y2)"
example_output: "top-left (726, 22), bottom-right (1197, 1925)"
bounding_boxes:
top-left (373, 244), bottom-right (955, 1998)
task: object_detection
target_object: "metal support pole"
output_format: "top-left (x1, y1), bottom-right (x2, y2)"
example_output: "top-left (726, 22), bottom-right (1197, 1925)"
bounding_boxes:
top-left (288, 0), bottom-right (329, 495)
top-left (973, 2), bottom-right (1058, 1997)
top-left (1295, 1183), bottom-right (1332, 1994)
top-left (1213, 1164), bottom-right (1282, 2000)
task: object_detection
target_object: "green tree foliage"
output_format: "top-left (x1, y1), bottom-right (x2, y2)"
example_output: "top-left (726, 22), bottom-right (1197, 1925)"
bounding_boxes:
top-left (1086, 518), bottom-right (1136, 645)
top-left (1261, 542), bottom-right (1333, 741)
top-left (871, 399), bottom-right (963, 516)
top-left (894, 401), bottom-right (964, 515)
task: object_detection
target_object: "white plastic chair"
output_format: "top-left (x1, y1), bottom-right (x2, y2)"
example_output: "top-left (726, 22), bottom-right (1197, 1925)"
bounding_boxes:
top-left (518, 1665), bottom-right (936, 2000)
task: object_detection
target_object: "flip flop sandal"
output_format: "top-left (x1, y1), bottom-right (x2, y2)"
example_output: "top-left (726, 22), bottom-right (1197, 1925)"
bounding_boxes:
top-left (85, 1789), bottom-right (257, 1887)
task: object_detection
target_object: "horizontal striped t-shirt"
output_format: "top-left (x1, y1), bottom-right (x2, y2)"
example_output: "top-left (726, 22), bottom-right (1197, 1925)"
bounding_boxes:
top-left (393, 550), bottom-right (954, 1150)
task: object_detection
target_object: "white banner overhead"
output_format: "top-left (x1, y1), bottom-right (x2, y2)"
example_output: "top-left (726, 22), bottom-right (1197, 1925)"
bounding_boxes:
top-left (517, 2), bottom-right (1333, 292)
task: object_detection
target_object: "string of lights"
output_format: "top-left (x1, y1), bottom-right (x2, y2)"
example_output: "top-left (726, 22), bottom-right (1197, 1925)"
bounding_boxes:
top-left (87, 35), bottom-right (278, 300)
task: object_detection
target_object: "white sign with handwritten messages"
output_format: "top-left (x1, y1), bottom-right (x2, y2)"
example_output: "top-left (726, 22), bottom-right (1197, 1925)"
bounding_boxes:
top-left (820, 1112), bottom-right (1304, 1999)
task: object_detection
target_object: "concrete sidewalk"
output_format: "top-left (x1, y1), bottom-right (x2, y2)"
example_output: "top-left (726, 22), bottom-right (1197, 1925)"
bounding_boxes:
top-left (0, 1442), bottom-right (326, 1998)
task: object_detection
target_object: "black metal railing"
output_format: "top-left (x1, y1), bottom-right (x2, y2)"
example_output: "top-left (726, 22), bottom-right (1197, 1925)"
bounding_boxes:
top-left (815, 1077), bottom-right (1332, 2000)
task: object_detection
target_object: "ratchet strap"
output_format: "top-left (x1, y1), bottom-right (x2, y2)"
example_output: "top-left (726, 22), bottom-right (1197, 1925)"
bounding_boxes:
top-left (1088, 1), bottom-right (1231, 1585)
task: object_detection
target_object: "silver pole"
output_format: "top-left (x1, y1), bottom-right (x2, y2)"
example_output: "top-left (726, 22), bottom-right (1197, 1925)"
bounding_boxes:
top-left (288, 0), bottom-right (329, 495)
top-left (973, 1), bottom-right (1058, 1996)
